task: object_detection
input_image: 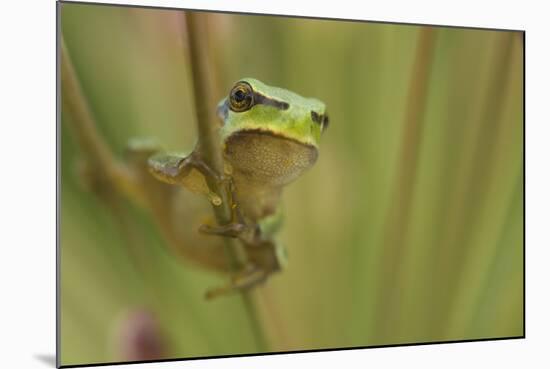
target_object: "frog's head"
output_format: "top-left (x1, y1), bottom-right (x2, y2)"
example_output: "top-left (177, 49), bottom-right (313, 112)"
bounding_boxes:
top-left (217, 78), bottom-right (328, 187)
top-left (217, 78), bottom-right (329, 148)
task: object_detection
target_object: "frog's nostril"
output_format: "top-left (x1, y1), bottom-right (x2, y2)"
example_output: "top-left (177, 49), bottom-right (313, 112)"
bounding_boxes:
top-left (311, 111), bottom-right (322, 125)
top-left (311, 111), bottom-right (329, 131)
top-left (322, 114), bottom-right (329, 130)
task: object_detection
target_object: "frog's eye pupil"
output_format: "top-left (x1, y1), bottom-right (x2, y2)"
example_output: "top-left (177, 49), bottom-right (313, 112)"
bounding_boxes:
top-left (229, 82), bottom-right (254, 112)
top-left (234, 89), bottom-right (245, 102)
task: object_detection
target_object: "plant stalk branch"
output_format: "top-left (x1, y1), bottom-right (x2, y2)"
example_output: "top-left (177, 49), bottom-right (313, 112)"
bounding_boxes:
top-left (183, 11), bottom-right (269, 351)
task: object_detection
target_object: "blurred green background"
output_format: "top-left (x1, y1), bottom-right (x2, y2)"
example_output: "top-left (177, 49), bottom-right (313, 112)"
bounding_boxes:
top-left (60, 2), bottom-right (524, 366)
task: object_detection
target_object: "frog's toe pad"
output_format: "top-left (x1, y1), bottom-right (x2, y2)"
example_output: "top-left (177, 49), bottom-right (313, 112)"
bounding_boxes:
top-left (147, 153), bottom-right (188, 184)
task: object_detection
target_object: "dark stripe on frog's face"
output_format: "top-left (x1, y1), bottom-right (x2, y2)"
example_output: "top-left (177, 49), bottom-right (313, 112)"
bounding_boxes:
top-left (252, 91), bottom-right (289, 110)
top-left (217, 84), bottom-right (289, 122)
top-left (231, 81), bottom-right (290, 113)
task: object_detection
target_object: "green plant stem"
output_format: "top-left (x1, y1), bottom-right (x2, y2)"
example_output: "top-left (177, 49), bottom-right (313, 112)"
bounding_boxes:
top-left (372, 27), bottom-right (438, 339)
top-left (183, 11), bottom-right (269, 352)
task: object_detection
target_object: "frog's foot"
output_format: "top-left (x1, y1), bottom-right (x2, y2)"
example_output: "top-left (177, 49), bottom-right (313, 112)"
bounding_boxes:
top-left (198, 177), bottom-right (258, 242)
top-left (182, 151), bottom-right (225, 184)
top-left (199, 222), bottom-right (259, 245)
top-left (148, 151), bottom-right (228, 206)
top-left (204, 264), bottom-right (267, 300)
top-left (148, 151), bottom-right (217, 183)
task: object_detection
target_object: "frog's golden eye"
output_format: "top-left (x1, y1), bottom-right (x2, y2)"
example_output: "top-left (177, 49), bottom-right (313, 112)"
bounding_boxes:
top-left (229, 82), bottom-right (254, 112)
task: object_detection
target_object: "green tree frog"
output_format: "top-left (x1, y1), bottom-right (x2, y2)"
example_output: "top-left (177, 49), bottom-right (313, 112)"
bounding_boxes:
top-left (144, 78), bottom-right (328, 298)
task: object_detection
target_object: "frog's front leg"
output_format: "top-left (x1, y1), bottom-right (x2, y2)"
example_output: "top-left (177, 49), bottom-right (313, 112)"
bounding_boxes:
top-left (148, 149), bottom-right (225, 206)
top-left (201, 203), bottom-right (284, 245)
top-left (204, 263), bottom-right (268, 300)
top-left (148, 148), bottom-right (258, 245)
top-left (198, 217), bottom-right (260, 245)
top-left (199, 222), bottom-right (258, 243)
top-left (198, 177), bottom-right (262, 245)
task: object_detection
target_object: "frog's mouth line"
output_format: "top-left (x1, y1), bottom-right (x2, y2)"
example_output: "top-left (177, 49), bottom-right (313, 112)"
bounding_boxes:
top-left (226, 128), bottom-right (317, 149)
